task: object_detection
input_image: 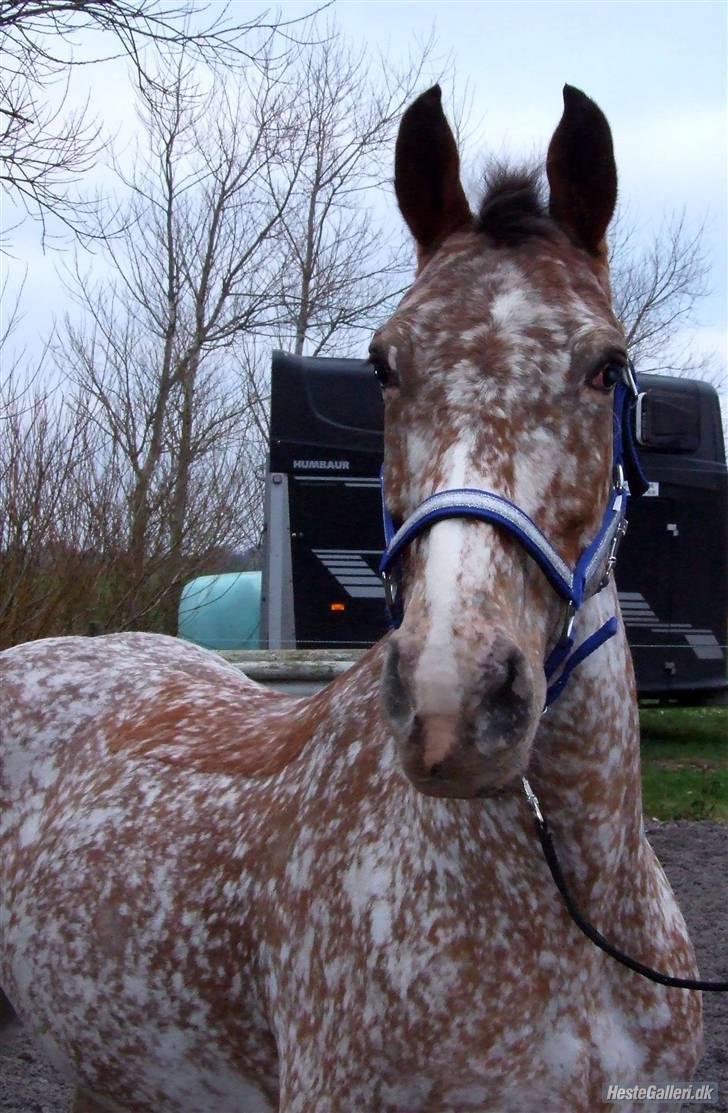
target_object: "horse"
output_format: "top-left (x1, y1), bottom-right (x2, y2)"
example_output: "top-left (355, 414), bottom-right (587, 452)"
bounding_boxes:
top-left (0, 85), bottom-right (703, 1113)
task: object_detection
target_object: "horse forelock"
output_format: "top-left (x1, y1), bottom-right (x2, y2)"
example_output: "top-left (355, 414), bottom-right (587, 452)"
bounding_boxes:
top-left (475, 162), bottom-right (556, 247)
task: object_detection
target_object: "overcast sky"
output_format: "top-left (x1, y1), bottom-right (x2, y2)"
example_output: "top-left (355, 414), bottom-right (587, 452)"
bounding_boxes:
top-left (325, 0), bottom-right (727, 366)
top-left (4, 0), bottom-right (726, 373)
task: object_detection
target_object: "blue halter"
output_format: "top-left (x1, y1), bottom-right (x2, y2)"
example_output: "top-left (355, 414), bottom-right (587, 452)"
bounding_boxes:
top-left (379, 365), bottom-right (647, 709)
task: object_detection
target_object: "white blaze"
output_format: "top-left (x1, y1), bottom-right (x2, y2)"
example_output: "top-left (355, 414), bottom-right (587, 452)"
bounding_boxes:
top-left (412, 434), bottom-right (473, 717)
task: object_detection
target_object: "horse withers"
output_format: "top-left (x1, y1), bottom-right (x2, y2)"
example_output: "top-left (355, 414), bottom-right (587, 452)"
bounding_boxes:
top-left (0, 86), bottom-right (702, 1112)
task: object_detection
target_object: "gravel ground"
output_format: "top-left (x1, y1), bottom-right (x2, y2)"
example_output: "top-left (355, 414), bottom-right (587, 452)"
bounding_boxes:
top-left (1, 821), bottom-right (725, 1112)
top-left (647, 821), bottom-right (728, 1112)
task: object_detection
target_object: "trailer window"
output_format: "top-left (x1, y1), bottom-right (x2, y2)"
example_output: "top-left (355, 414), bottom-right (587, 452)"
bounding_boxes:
top-left (636, 386), bottom-right (700, 452)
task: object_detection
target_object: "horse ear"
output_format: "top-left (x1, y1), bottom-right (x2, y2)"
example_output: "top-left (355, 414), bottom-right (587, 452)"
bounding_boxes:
top-left (395, 85), bottom-right (471, 259)
top-left (546, 85), bottom-right (617, 255)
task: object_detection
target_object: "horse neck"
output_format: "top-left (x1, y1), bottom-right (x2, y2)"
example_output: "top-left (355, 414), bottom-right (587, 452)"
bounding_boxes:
top-left (528, 581), bottom-right (644, 898)
top-left (326, 589), bottom-right (643, 906)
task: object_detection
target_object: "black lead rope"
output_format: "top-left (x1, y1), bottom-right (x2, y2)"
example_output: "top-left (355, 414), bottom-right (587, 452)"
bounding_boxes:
top-left (522, 778), bottom-right (728, 992)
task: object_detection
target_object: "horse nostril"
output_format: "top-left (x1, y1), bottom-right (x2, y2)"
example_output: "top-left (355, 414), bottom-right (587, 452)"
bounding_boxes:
top-left (504, 653), bottom-right (518, 690)
top-left (478, 645), bottom-right (531, 738)
top-left (381, 643), bottom-right (413, 729)
top-left (430, 762), bottom-right (443, 778)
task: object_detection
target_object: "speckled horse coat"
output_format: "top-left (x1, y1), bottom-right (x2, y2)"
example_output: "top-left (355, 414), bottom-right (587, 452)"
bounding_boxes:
top-left (0, 86), bottom-right (703, 1113)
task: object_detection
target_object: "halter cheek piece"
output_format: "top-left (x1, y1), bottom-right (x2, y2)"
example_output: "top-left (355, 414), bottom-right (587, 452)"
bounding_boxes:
top-left (378, 365), bottom-right (728, 993)
top-left (379, 365), bottom-right (647, 709)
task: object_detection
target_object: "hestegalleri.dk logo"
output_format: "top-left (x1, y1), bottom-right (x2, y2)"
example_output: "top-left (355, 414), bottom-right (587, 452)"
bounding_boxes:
top-left (603, 1082), bottom-right (717, 1103)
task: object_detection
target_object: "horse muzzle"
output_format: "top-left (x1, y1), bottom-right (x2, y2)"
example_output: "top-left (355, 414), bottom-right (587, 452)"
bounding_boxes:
top-left (381, 633), bottom-right (538, 798)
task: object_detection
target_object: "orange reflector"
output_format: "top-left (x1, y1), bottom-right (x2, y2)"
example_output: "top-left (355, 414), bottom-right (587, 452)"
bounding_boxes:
top-left (330, 602), bottom-right (346, 612)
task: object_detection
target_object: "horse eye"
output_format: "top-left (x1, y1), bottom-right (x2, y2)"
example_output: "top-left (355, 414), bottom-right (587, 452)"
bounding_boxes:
top-left (368, 346), bottom-right (395, 389)
top-left (588, 360), bottom-right (624, 393)
top-left (371, 359), bottom-right (390, 388)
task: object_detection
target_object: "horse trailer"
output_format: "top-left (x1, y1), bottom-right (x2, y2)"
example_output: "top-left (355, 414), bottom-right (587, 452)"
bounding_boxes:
top-left (261, 351), bottom-right (727, 700)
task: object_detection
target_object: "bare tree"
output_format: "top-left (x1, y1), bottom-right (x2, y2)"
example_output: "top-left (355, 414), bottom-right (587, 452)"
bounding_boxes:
top-left (1, 28), bottom-right (441, 644)
top-left (609, 208), bottom-right (721, 384)
top-left (272, 31), bottom-right (436, 359)
top-left (0, 0), bottom-right (322, 242)
top-left (0, 358), bottom-right (262, 645)
top-left (0, 373), bottom-right (98, 647)
top-left (56, 54), bottom-right (300, 630)
top-left (225, 30), bottom-right (440, 478)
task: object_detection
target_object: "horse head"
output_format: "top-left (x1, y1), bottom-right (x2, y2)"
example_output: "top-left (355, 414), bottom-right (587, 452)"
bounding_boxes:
top-left (376, 85), bottom-right (628, 799)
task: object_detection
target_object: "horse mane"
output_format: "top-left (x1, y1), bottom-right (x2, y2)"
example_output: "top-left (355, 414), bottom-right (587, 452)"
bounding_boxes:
top-left (475, 162), bottom-right (557, 246)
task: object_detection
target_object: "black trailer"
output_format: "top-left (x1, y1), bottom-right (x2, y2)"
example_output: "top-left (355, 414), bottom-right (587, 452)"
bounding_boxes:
top-left (262, 351), bottom-right (728, 700)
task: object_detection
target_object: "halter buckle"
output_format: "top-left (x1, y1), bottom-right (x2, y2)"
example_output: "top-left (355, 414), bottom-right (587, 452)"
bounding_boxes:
top-left (600, 518), bottom-right (628, 589)
top-left (522, 777), bottom-right (544, 825)
top-left (623, 360), bottom-right (639, 399)
top-left (561, 602), bottom-right (576, 643)
top-left (381, 568), bottom-right (399, 611)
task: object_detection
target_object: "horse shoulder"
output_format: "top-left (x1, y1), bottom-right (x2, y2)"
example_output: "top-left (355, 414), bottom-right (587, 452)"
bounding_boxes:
top-left (111, 644), bottom-right (386, 779)
top-left (0, 633), bottom-right (317, 782)
top-left (107, 670), bottom-right (316, 777)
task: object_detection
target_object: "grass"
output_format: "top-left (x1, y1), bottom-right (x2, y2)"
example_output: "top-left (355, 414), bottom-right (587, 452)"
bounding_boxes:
top-left (639, 706), bottom-right (728, 822)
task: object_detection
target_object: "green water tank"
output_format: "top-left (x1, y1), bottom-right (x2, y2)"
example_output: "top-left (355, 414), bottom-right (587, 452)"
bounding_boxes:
top-left (178, 572), bottom-right (261, 650)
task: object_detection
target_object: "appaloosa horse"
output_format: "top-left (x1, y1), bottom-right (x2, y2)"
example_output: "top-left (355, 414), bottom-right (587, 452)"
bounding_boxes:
top-left (0, 86), bottom-right (703, 1112)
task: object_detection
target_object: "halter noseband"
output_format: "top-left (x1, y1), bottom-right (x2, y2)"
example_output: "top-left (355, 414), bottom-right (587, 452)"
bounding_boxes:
top-left (378, 364), bottom-right (648, 709)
